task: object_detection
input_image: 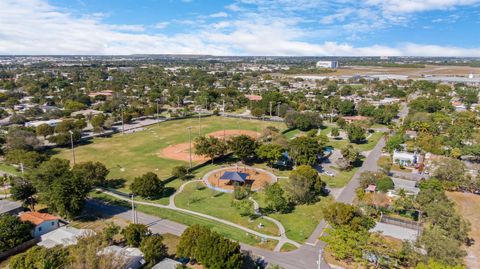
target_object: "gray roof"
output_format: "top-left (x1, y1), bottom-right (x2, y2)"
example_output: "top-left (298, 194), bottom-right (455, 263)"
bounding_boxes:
top-left (152, 258), bottom-right (181, 269)
top-left (0, 199), bottom-right (22, 214)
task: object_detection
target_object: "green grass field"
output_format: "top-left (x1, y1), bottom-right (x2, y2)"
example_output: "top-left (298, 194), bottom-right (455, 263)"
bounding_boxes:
top-left (326, 131), bottom-right (383, 153)
top-left (0, 163), bottom-right (22, 176)
top-left (90, 191), bottom-right (278, 250)
top-left (175, 182), bottom-right (280, 236)
top-left (253, 185), bottom-right (333, 242)
top-left (52, 116), bottom-right (285, 191)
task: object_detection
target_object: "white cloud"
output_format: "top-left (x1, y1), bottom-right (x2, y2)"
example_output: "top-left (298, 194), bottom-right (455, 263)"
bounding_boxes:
top-left (107, 24), bottom-right (145, 32)
top-left (365, 0), bottom-right (480, 13)
top-left (1, 0), bottom-right (480, 56)
top-left (154, 22), bottom-right (170, 29)
top-left (209, 12), bottom-right (229, 18)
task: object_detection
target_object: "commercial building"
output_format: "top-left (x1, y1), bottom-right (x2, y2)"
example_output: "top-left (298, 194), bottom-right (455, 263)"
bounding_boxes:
top-left (316, 61), bottom-right (338, 69)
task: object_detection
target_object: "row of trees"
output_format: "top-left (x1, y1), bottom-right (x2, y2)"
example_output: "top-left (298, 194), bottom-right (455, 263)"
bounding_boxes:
top-left (9, 158), bottom-right (109, 218)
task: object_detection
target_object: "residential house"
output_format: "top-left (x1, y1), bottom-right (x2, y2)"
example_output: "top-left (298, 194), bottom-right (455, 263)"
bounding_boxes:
top-left (99, 245), bottom-right (145, 269)
top-left (342, 115), bottom-right (371, 124)
top-left (19, 212), bottom-right (60, 237)
top-left (392, 150), bottom-right (417, 166)
top-left (151, 258), bottom-right (182, 269)
top-left (38, 226), bottom-right (93, 249)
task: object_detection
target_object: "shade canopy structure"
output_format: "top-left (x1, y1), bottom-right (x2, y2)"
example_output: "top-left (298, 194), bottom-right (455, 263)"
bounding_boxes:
top-left (219, 171), bottom-right (249, 183)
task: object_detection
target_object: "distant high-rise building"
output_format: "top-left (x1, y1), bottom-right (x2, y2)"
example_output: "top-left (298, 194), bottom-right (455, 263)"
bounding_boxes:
top-left (316, 61), bottom-right (338, 69)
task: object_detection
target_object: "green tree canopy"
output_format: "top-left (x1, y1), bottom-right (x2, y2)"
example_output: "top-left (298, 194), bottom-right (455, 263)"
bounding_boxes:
top-left (122, 223), bottom-right (151, 247)
top-left (288, 136), bottom-right (320, 166)
top-left (285, 165), bottom-right (325, 204)
top-left (228, 135), bottom-right (257, 163)
top-left (0, 214), bottom-right (34, 252)
top-left (130, 172), bottom-right (164, 198)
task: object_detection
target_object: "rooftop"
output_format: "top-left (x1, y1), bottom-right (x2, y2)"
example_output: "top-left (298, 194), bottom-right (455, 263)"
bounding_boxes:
top-left (20, 211), bottom-right (60, 226)
top-left (38, 226), bottom-right (94, 248)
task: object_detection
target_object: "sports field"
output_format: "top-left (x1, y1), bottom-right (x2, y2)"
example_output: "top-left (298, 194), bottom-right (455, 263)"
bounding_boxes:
top-left (52, 116), bottom-right (286, 188)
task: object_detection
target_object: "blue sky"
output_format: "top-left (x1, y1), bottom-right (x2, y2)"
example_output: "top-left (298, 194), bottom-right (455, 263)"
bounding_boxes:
top-left (1, 0), bottom-right (480, 56)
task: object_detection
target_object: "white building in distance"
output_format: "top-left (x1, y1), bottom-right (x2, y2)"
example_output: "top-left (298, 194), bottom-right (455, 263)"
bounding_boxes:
top-left (316, 61), bottom-right (338, 69)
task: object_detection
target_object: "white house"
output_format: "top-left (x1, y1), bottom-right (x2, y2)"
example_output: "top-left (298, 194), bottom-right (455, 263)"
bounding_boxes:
top-left (392, 150), bottom-right (417, 166)
top-left (25, 119), bottom-right (62, 128)
top-left (38, 226), bottom-right (94, 249)
top-left (19, 212), bottom-right (60, 237)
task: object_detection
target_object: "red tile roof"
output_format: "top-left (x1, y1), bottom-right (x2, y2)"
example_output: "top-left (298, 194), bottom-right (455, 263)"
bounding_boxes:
top-left (245, 94), bottom-right (262, 101)
top-left (19, 212), bottom-right (60, 226)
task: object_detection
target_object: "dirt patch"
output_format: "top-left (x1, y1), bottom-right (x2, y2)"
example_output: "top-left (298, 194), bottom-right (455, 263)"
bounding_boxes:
top-left (206, 166), bottom-right (275, 191)
top-left (207, 129), bottom-right (260, 140)
top-left (159, 130), bottom-right (260, 162)
top-left (447, 192), bottom-right (480, 269)
top-left (159, 142), bottom-right (209, 162)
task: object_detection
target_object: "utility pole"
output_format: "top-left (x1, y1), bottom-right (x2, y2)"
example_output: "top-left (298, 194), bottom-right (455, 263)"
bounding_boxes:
top-left (198, 113), bottom-right (201, 136)
top-left (155, 98), bottom-right (160, 121)
top-left (120, 104), bottom-right (125, 135)
top-left (68, 130), bottom-right (76, 165)
top-left (187, 127), bottom-right (193, 169)
top-left (131, 194), bottom-right (136, 224)
top-left (269, 101), bottom-right (273, 117)
top-left (20, 163), bottom-right (24, 179)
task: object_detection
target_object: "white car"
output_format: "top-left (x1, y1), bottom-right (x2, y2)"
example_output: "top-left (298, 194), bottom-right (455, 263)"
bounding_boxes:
top-left (324, 170), bottom-right (335, 177)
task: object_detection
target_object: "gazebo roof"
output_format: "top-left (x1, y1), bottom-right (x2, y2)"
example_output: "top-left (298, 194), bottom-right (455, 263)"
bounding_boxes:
top-left (219, 171), bottom-right (249, 183)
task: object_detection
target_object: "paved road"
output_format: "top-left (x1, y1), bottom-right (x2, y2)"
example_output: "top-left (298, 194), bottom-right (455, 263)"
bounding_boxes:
top-left (85, 198), bottom-right (327, 269)
top-left (336, 137), bottom-right (386, 204)
top-left (100, 188), bottom-right (300, 248)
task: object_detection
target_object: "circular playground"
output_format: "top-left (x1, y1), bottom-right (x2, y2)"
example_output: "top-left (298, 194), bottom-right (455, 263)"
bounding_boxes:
top-left (202, 166), bottom-right (277, 193)
top-left (159, 129), bottom-right (260, 162)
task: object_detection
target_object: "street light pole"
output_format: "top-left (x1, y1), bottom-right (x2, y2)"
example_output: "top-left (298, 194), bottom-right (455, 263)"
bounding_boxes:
top-left (198, 113), bottom-right (201, 136)
top-left (156, 98), bottom-right (160, 121)
top-left (187, 127), bottom-right (192, 169)
top-left (68, 130), bottom-right (76, 165)
top-left (131, 194), bottom-right (136, 224)
top-left (120, 105), bottom-right (125, 135)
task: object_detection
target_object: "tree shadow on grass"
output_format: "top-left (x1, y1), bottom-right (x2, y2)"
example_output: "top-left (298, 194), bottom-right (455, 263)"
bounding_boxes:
top-left (104, 178), bottom-right (127, 189)
top-left (213, 191), bottom-right (225, 198)
top-left (162, 187), bottom-right (176, 198)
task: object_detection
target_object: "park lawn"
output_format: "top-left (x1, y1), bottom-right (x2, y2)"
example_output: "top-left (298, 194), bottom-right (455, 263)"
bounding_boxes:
top-left (323, 167), bottom-right (359, 188)
top-left (283, 129), bottom-right (303, 139)
top-left (0, 162), bottom-right (22, 176)
top-left (253, 187), bottom-right (333, 243)
top-left (447, 192), bottom-right (480, 269)
top-left (280, 243), bottom-right (298, 252)
top-left (327, 131), bottom-right (382, 153)
top-left (267, 197), bottom-right (333, 242)
top-left (52, 116), bottom-right (285, 191)
top-left (174, 182), bottom-right (280, 237)
top-left (90, 191), bottom-right (277, 250)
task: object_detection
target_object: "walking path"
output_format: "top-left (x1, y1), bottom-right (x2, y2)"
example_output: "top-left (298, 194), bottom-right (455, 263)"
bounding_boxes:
top-left (101, 181), bottom-right (301, 250)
